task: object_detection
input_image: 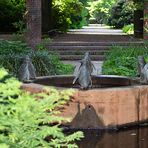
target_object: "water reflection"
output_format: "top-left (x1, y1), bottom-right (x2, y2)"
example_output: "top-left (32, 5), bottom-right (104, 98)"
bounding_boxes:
top-left (76, 127), bottom-right (148, 148)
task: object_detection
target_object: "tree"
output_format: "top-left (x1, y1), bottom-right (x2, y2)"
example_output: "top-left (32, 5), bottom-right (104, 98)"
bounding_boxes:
top-left (87, 0), bottom-right (118, 24)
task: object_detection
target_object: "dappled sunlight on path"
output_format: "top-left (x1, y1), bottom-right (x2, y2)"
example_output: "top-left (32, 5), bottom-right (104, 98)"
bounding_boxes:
top-left (69, 24), bottom-right (126, 35)
top-left (52, 24), bottom-right (142, 43)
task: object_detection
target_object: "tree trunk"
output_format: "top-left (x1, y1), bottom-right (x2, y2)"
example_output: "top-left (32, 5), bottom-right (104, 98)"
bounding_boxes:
top-left (26, 0), bottom-right (41, 49)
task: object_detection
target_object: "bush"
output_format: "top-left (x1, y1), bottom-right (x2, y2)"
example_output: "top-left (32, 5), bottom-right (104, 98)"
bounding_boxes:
top-left (70, 7), bottom-right (89, 29)
top-left (102, 45), bottom-right (148, 77)
top-left (107, 0), bottom-right (134, 28)
top-left (0, 0), bottom-right (89, 33)
top-left (0, 0), bottom-right (25, 32)
top-left (52, 0), bottom-right (89, 31)
top-left (0, 68), bottom-right (83, 147)
top-left (0, 40), bottom-right (74, 77)
top-left (122, 24), bottom-right (134, 34)
top-left (87, 0), bottom-right (117, 24)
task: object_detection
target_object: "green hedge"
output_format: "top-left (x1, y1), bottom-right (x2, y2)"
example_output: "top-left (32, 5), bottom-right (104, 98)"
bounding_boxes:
top-left (102, 45), bottom-right (148, 77)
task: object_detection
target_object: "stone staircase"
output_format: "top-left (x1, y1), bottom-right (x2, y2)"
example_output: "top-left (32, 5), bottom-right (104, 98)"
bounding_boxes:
top-left (45, 25), bottom-right (143, 61)
top-left (46, 41), bottom-right (143, 61)
top-left (46, 42), bottom-right (107, 60)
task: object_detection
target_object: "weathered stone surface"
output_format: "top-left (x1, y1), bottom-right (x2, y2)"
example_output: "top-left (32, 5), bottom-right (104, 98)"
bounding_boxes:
top-left (21, 83), bottom-right (44, 93)
top-left (61, 87), bottom-right (140, 128)
top-left (22, 83), bottom-right (148, 128)
top-left (139, 86), bottom-right (148, 121)
top-left (33, 75), bottom-right (132, 88)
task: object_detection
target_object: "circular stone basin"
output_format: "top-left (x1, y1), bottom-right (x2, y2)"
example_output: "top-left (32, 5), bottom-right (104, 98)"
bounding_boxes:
top-left (22, 75), bottom-right (148, 129)
top-left (33, 75), bottom-right (133, 88)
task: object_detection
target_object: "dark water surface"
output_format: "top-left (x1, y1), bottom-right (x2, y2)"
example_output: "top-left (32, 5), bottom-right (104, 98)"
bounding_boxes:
top-left (71, 126), bottom-right (148, 148)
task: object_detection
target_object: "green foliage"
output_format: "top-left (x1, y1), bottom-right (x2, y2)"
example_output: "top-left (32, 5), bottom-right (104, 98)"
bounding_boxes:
top-left (134, 1), bottom-right (144, 11)
top-left (108, 0), bottom-right (134, 28)
top-left (12, 20), bottom-right (26, 34)
top-left (122, 24), bottom-right (134, 34)
top-left (0, 40), bottom-right (74, 76)
top-left (1, 0), bottom-right (89, 32)
top-left (87, 0), bottom-right (117, 24)
top-left (52, 0), bottom-right (89, 31)
top-left (12, 20), bottom-right (26, 42)
top-left (102, 45), bottom-right (148, 77)
top-left (0, 0), bottom-right (25, 32)
top-left (0, 40), bottom-right (30, 55)
top-left (70, 6), bottom-right (89, 29)
top-left (0, 68), bottom-right (84, 148)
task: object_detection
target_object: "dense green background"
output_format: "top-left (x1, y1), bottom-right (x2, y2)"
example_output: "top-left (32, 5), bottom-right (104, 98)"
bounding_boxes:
top-left (0, 0), bottom-right (140, 32)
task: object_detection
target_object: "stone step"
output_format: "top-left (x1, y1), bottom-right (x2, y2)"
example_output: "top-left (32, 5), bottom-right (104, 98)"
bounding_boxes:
top-left (50, 50), bottom-right (108, 55)
top-left (59, 55), bottom-right (105, 61)
top-left (48, 41), bottom-right (144, 46)
top-left (52, 34), bottom-right (142, 42)
top-left (47, 45), bottom-right (111, 50)
top-left (46, 43), bottom-right (144, 50)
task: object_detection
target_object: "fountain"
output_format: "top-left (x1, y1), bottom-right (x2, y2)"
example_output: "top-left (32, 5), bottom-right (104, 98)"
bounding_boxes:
top-left (21, 53), bottom-right (148, 129)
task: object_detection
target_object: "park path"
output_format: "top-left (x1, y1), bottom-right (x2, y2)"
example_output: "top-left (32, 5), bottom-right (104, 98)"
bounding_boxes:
top-left (68, 24), bottom-right (126, 35)
top-left (48, 24), bottom-right (143, 74)
top-left (51, 24), bottom-right (142, 42)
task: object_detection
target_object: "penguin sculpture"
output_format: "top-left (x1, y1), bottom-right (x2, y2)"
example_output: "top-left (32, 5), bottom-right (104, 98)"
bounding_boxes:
top-left (138, 56), bottom-right (148, 84)
top-left (73, 52), bottom-right (94, 89)
top-left (73, 59), bottom-right (92, 89)
top-left (18, 55), bottom-right (36, 82)
top-left (78, 52), bottom-right (95, 74)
